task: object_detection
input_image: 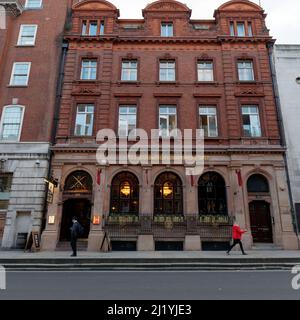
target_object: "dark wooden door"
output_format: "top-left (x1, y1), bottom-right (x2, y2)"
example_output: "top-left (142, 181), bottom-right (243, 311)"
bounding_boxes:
top-left (249, 201), bottom-right (273, 243)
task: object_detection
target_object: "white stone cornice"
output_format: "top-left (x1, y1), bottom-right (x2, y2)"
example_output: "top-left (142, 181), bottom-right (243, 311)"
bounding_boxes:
top-left (0, 0), bottom-right (23, 17)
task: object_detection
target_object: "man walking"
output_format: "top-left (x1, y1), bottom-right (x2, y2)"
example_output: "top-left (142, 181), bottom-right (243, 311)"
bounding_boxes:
top-left (70, 217), bottom-right (83, 257)
top-left (227, 222), bottom-right (247, 255)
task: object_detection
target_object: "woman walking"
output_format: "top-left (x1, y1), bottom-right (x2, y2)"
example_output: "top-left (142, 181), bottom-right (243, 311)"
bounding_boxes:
top-left (227, 222), bottom-right (247, 255)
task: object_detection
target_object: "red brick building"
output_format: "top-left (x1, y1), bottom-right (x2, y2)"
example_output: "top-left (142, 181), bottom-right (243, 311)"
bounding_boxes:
top-left (0, 0), bottom-right (69, 248)
top-left (41, 0), bottom-right (299, 251)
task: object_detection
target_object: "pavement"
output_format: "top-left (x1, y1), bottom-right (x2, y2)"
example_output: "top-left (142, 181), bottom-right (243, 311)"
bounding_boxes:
top-left (0, 249), bottom-right (300, 259)
top-left (0, 250), bottom-right (300, 270)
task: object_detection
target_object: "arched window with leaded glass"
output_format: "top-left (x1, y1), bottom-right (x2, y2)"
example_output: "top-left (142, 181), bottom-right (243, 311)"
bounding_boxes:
top-left (154, 172), bottom-right (183, 216)
top-left (64, 170), bottom-right (93, 193)
top-left (198, 172), bottom-right (228, 215)
top-left (110, 172), bottom-right (139, 215)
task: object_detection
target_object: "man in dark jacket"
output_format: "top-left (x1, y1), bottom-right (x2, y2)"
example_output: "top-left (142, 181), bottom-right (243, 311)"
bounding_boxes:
top-left (70, 217), bottom-right (82, 257)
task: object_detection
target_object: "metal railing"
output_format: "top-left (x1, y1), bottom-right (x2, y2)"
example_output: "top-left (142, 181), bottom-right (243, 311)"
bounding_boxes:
top-left (104, 214), bottom-right (233, 241)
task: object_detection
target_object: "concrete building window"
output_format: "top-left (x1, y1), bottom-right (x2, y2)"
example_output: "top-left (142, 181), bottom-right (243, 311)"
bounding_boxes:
top-left (154, 172), bottom-right (183, 216)
top-left (159, 60), bottom-right (175, 82)
top-left (197, 61), bottom-right (214, 82)
top-left (199, 106), bottom-right (218, 137)
top-left (0, 174), bottom-right (12, 193)
top-left (242, 105), bottom-right (262, 137)
top-left (25, 0), bottom-right (42, 9)
top-left (0, 173), bottom-right (12, 212)
top-left (238, 60), bottom-right (254, 81)
top-left (10, 62), bottom-right (31, 86)
top-left (17, 25), bottom-right (38, 46)
top-left (161, 22), bottom-right (173, 37)
top-left (74, 104), bottom-right (94, 136)
top-left (80, 59), bottom-right (97, 80)
top-left (121, 60), bottom-right (138, 81)
top-left (0, 105), bottom-right (25, 141)
top-left (198, 172), bottom-right (228, 216)
top-left (159, 106), bottom-right (177, 137)
top-left (110, 172), bottom-right (139, 215)
top-left (118, 106), bottom-right (137, 137)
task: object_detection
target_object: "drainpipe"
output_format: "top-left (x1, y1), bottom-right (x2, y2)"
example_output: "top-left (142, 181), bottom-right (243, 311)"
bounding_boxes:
top-left (267, 42), bottom-right (300, 243)
top-left (41, 41), bottom-right (69, 232)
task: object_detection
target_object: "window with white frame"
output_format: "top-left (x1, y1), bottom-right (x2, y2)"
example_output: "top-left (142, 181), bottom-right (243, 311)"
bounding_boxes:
top-left (121, 60), bottom-right (138, 81)
top-left (237, 22), bottom-right (246, 37)
top-left (17, 25), bottom-right (37, 46)
top-left (242, 105), bottom-right (261, 137)
top-left (159, 106), bottom-right (177, 137)
top-left (159, 60), bottom-right (175, 82)
top-left (25, 0), bottom-right (42, 9)
top-left (199, 106), bottom-right (218, 137)
top-left (82, 20), bottom-right (100, 36)
top-left (197, 61), bottom-right (214, 82)
top-left (10, 62), bottom-right (31, 86)
top-left (74, 104), bottom-right (94, 136)
top-left (230, 21), bottom-right (253, 37)
top-left (0, 106), bottom-right (24, 141)
top-left (118, 106), bottom-right (137, 137)
top-left (230, 22), bottom-right (235, 36)
top-left (248, 22), bottom-right (253, 36)
top-left (161, 22), bottom-right (173, 37)
top-left (80, 59), bottom-right (97, 80)
top-left (100, 21), bottom-right (105, 35)
top-left (238, 60), bottom-right (254, 81)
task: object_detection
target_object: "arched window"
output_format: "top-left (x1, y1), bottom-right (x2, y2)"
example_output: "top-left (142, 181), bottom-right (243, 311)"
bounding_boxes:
top-left (247, 174), bottom-right (269, 193)
top-left (154, 172), bottom-right (183, 215)
top-left (198, 172), bottom-right (227, 215)
top-left (64, 170), bottom-right (93, 193)
top-left (110, 172), bottom-right (139, 215)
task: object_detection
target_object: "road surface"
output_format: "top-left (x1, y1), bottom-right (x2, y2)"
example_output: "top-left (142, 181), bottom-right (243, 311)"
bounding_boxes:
top-left (0, 270), bottom-right (299, 300)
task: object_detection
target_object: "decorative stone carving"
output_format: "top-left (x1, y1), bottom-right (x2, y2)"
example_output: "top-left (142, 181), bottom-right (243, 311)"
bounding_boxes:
top-left (71, 86), bottom-right (101, 96)
top-left (235, 87), bottom-right (265, 97)
top-left (0, 0), bottom-right (23, 17)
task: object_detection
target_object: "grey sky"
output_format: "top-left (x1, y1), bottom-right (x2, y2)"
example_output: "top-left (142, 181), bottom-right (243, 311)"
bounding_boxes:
top-left (111, 0), bottom-right (300, 44)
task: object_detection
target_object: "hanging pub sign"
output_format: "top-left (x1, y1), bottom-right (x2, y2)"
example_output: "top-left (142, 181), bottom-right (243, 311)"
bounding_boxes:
top-left (46, 181), bottom-right (54, 204)
top-left (44, 177), bottom-right (58, 204)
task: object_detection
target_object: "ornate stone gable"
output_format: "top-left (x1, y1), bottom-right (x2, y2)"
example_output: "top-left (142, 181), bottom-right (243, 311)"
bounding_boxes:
top-left (73, 0), bottom-right (118, 12)
top-left (143, 0), bottom-right (191, 16)
top-left (218, 0), bottom-right (262, 12)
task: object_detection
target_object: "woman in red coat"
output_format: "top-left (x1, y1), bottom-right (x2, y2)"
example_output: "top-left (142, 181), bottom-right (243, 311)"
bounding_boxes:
top-left (227, 223), bottom-right (247, 255)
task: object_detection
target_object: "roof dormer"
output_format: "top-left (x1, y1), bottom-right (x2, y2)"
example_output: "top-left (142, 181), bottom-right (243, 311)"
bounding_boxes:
top-left (142, 0), bottom-right (192, 37)
top-left (214, 0), bottom-right (269, 37)
top-left (71, 0), bottom-right (119, 35)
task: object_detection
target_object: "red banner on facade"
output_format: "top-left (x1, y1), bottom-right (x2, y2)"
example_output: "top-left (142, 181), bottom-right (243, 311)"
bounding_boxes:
top-left (97, 169), bottom-right (102, 185)
top-left (236, 169), bottom-right (243, 187)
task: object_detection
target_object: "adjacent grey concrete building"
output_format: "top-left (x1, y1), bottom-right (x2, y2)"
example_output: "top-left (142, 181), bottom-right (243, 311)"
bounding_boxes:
top-left (0, 0), bottom-right (69, 248)
top-left (274, 44), bottom-right (300, 230)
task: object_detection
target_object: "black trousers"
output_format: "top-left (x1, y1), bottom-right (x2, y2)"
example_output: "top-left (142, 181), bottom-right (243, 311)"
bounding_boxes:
top-left (227, 239), bottom-right (245, 254)
top-left (70, 237), bottom-right (77, 255)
